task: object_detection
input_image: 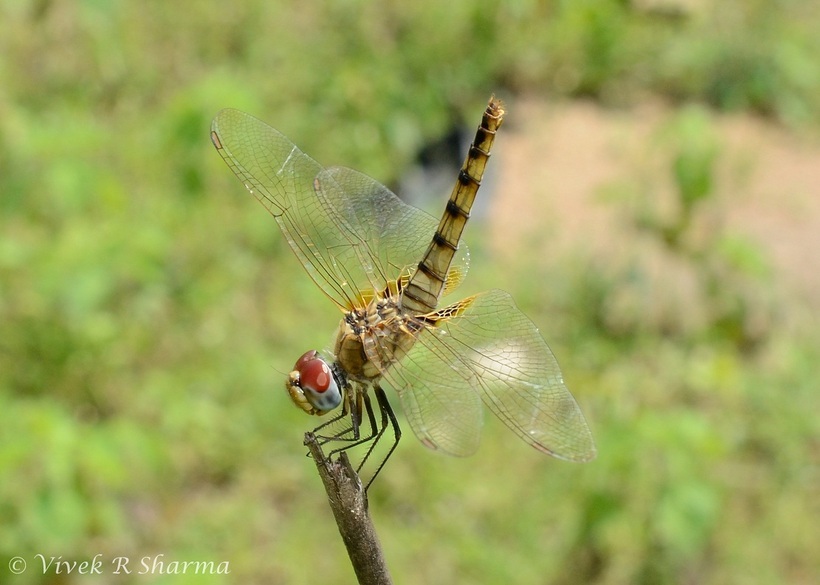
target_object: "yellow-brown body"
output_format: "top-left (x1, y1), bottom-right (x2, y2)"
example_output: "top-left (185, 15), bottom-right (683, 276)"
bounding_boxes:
top-left (334, 292), bottom-right (424, 381)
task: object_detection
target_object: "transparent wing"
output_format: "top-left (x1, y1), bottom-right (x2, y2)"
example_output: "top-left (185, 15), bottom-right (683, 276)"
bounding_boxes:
top-left (211, 109), bottom-right (468, 309)
top-left (314, 167), bottom-right (469, 302)
top-left (383, 339), bottom-right (485, 457)
top-left (382, 289), bottom-right (596, 460)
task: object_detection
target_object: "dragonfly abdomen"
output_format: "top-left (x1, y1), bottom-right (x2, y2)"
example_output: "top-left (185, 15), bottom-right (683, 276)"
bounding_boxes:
top-left (401, 98), bottom-right (505, 315)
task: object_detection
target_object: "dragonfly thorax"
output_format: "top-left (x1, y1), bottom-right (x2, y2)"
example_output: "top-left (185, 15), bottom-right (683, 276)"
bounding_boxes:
top-left (334, 294), bottom-right (421, 381)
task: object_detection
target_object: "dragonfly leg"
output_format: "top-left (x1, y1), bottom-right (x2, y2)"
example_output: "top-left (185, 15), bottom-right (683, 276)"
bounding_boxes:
top-left (353, 391), bottom-right (385, 473)
top-left (311, 395), bottom-right (361, 445)
top-left (306, 385), bottom-right (401, 491)
top-left (326, 388), bottom-right (380, 457)
top-left (361, 385), bottom-right (402, 492)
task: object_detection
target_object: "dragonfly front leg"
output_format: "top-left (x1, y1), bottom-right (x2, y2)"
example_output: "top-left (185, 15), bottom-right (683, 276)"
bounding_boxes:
top-left (312, 384), bottom-right (363, 445)
top-left (325, 386), bottom-right (380, 456)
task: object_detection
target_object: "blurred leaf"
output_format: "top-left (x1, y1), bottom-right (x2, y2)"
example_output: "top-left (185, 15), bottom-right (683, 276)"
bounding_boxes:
top-left (656, 481), bottom-right (721, 558)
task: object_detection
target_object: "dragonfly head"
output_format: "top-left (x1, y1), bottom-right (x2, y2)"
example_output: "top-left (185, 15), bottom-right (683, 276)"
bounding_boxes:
top-left (286, 350), bottom-right (342, 416)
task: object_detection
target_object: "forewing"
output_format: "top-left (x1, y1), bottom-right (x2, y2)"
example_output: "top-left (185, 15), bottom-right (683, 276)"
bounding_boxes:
top-left (211, 109), bottom-right (469, 308)
top-left (211, 109), bottom-right (367, 307)
top-left (385, 289), bottom-right (596, 460)
top-left (314, 167), bottom-right (469, 301)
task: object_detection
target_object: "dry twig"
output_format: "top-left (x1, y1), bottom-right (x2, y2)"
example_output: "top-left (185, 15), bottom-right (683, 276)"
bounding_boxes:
top-left (304, 433), bottom-right (393, 585)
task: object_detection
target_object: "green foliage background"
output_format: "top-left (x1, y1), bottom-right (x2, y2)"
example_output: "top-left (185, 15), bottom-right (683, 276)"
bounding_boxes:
top-left (1, 0), bottom-right (818, 583)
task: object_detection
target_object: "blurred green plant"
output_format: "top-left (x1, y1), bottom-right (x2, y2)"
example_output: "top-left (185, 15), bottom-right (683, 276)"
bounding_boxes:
top-left (568, 106), bottom-right (775, 351)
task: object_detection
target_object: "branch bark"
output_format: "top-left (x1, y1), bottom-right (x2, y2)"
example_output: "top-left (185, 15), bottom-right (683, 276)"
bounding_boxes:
top-left (304, 432), bottom-right (393, 585)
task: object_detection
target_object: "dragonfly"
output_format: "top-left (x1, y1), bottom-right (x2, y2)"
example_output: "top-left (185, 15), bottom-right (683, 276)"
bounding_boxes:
top-left (210, 96), bottom-right (595, 488)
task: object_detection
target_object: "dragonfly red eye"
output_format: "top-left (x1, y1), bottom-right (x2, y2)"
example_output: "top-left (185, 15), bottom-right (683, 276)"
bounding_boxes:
top-left (290, 351), bottom-right (342, 413)
top-left (298, 357), bottom-right (333, 393)
top-left (294, 350), bottom-right (320, 373)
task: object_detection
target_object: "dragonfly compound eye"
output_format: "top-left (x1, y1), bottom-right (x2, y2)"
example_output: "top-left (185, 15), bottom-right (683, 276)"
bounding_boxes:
top-left (287, 351), bottom-right (342, 415)
top-left (293, 349), bottom-right (320, 372)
